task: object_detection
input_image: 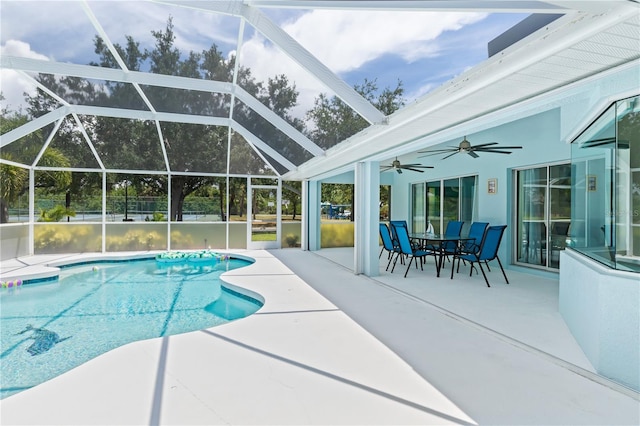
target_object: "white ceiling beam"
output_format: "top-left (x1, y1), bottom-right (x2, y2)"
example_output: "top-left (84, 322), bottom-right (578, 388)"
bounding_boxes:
top-left (151, 1), bottom-right (387, 124)
top-left (150, 0), bottom-right (244, 16)
top-left (1, 57), bottom-right (322, 156)
top-left (0, 56), bottom-right (235, 94)
top-left (0, 107), bottom-right (69, 148)
top-left (246, 0), bottom-right (570, 13)
top-left (240, 5), bottom-right (386, 125)
top-left (231, 122), bottom-right (296, 172)
top-left (234, 86), bottom-right (324, 156)
top-left (70, 105), bottom-right (231, 127)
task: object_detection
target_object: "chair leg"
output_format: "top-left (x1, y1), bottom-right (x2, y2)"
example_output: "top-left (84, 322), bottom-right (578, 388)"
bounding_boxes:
top-left (379, 247), bottom-right (384, 259)
top-left (385, 252), bottom-right (396, 271)
top-left (450, 257), bottom-right (456, 279)
top-left (496, 256), bottom-right (509, 284)
top-left (478, 262), bottom-right (490, 287)
top-left (391, 252), bottom-right (401, 273)
top-left (404, 256), bottom-right (414, 278)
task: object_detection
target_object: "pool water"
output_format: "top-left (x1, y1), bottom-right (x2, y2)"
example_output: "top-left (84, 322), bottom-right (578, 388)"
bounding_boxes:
top-left (0, 257), bottom-right (260, 399)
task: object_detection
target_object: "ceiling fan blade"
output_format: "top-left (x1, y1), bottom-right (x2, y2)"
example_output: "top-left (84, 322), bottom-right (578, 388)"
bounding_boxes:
top-left (418, 152), bottom-right (450, 158)
top-left (380, 166), bottom-right (393, 172)
top-left (402, 163), bottom-right (434, 169)
top-left (417, 147), bottom-right (457, 154)
top-left (473, 149), bottom-right (514, 154)
top-left (582, 137), bottom-right (615, 144)
top-left (467, 150), bottom-right (480, 158)
top-left (470, 142), bottom-right (499, 149)
top-left (402, 167), bottom-right (425, 173)
top-left (442, 151), bottom-right (460, 160)
top-left (474, 145), bottom-right (521, 151)
top-left (581, 139), bottom-right (614, 148)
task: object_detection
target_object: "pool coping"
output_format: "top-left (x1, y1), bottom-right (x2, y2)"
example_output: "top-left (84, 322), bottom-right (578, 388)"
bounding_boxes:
top-left (2, 249), bottom-right (478, 425)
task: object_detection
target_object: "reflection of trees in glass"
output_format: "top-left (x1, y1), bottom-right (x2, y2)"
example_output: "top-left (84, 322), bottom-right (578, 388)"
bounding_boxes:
top-left (380, 185), bottom-right (391, 220)
top-left (619, 107), bottom-right (640, 228)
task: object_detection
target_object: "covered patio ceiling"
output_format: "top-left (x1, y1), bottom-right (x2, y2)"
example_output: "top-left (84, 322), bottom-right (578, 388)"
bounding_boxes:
top-left (1, 0), bottom-right (638, 180)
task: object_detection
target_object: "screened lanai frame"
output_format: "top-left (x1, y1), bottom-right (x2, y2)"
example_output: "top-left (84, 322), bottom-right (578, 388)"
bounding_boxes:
top-left (3, 1), bottom-right (639, 258)
top-left (1, 0), bottom-right (395, 253)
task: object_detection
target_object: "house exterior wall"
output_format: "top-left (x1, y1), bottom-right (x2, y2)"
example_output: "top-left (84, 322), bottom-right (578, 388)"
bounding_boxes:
top-left (387, 64), bottom-right (640, 392)
top-left (560, 249), bottom-right (640, 391)
top-left (390, 109), bottom-right (567, 265)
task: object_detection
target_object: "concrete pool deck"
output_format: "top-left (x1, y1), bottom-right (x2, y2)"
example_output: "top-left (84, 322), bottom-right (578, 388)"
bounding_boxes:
top-left (1, 249), bottom-right (638, 425)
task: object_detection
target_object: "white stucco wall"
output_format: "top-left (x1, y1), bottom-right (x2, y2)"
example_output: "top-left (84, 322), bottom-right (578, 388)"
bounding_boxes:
top-left (559, 249), bottom-right (640, 391)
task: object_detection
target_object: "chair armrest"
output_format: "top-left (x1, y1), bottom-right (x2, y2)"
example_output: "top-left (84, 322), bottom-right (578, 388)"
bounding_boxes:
top-left (458, 242), bottom-right (480, 254)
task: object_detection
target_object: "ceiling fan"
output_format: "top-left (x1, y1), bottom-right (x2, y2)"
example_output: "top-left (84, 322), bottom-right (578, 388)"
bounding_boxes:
top-left (579, 137), bottom-right (630, 149)
top-left (418, 136), bottom-right (522, 159)
top-left (380, 157), bottom-right (434, 174)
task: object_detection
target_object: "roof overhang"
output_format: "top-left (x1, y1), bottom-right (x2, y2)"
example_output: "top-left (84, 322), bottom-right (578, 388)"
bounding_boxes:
top-left (283, 1), bottom-right (640, 180)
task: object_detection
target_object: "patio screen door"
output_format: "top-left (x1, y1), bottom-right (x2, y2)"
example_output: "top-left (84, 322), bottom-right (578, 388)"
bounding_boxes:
top-left (247, 183), bottom-right (281, 249)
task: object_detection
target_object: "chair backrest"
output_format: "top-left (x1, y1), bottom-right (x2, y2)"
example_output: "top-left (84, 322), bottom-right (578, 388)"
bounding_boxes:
top-left (389, 220), bottom-right (408, 244)
top-left (379, 223), bottom-right (395, 250)
top-left (444, 220), bottom-right (464, 237)
top-left (477, 225), bottom-right (507, 261)
top-left (468, 222), bottom-right (489, 245)
top-left (551, 222), bottom-right (570, 237)
top-left (392, 223), bottom-right (415, 255)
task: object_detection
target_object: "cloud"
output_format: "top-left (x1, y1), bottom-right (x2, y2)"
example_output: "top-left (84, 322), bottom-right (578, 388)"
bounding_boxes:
top-left (284, 10), bottom-right (487, 72)
top-left (237, 10), bottom-right (487, 117)
top-left (0, 40), bottom-right (49, 112)
top-left (1, 4), bottom-right (498, 119)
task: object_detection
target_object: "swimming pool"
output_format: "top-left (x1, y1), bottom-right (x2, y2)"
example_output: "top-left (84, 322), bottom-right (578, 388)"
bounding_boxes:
top-left (0, 256), bottom-right (261, 399)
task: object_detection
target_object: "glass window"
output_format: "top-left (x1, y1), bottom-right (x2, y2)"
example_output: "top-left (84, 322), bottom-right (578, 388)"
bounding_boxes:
top-left (380, 185), bottom-right (391, 221)
top-left (411, 183), bottom-right (425, 233)
top-left (569, 95), bottom-right (640, 272)
top-left (443, 178), bottom-right (460, 232)
top-left (412, 175), bottom-right (477, 234)
top-left (426, 181), bottom-right (441, 234)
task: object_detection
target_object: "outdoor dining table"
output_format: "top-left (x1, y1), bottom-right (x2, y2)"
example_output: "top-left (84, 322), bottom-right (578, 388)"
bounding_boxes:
top-left (409, 233), bottom-right (474, 277)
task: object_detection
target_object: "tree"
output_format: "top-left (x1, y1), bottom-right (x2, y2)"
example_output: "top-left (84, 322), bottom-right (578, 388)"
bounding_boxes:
top-left (23, 17), bottom-right (301, 221)
top-left (306, 78), bottom-right (405, 150)
top-left (308, 79), bottom-right (405, 221)
top-left (283, 181), bottom-right (301, 220)
top-left (0, 103), bottom-right (72, 223)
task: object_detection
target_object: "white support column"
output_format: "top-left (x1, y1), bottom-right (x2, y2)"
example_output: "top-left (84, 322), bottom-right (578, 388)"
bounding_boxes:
top-left (303, 179), bottom-right (321, 251)
top-left (354, 161), bottom-right (380, 276)
top-left (29, 168), bottom-right (35, 255)
top-left (102, 172), bottom-right (106, 253)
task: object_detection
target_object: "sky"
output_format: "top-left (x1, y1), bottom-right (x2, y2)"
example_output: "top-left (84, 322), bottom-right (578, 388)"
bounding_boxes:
top-left (0, 1), bottom-right (528, 120)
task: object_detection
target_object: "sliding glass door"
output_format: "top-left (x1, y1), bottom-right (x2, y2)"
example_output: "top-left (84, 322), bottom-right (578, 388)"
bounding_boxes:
top-left (515, 164), bottom-right (571, 269)
top-left (412, 175), bottom-right (477, 234)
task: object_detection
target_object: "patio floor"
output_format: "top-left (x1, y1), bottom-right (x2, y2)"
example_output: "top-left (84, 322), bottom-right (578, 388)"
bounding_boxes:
top-left (1, 248), bottom-right (638, 425)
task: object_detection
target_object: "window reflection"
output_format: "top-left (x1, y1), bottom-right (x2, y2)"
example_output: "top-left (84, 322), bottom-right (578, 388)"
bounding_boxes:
top-left (570, 95), bottom-right (640, 272)
top-left (412, 176), bottom-right (477, 235)
top-left (516, 164), bottom-right (571, 269)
